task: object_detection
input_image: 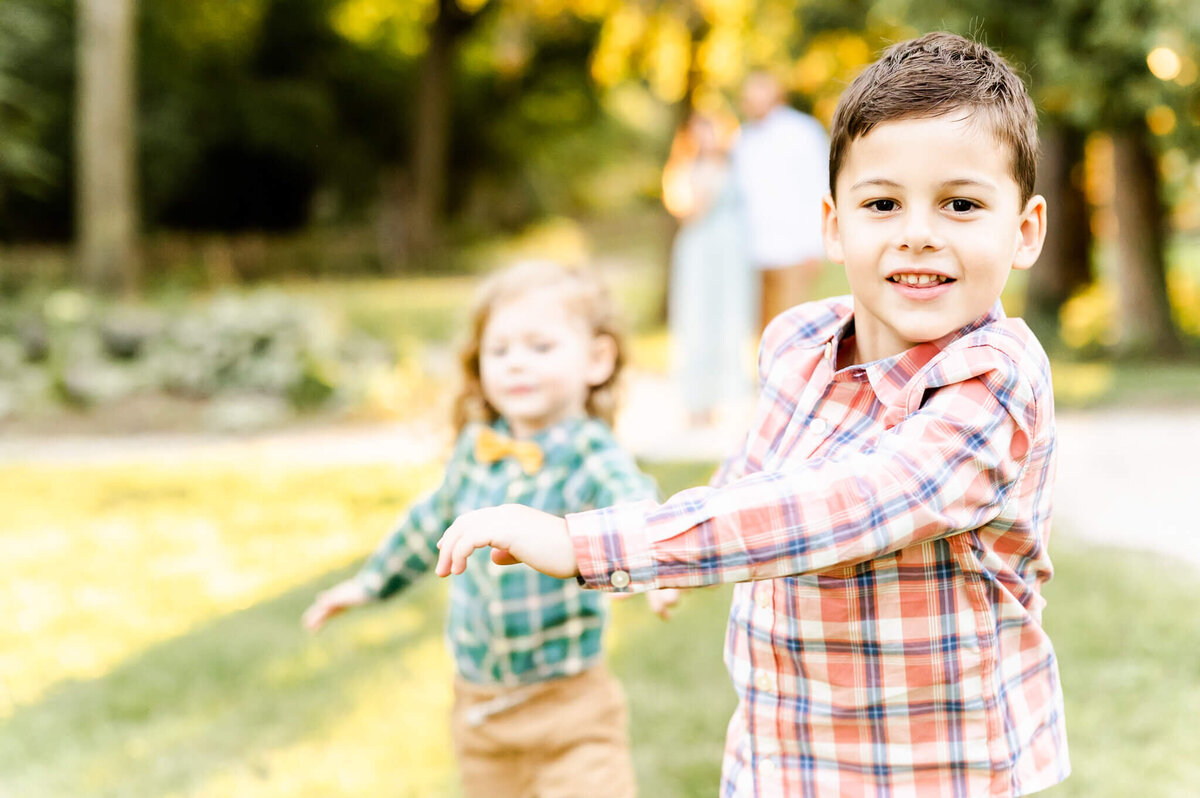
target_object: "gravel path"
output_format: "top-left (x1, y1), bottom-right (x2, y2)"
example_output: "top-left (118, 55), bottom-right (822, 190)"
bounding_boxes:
top-left (4, 374), bottom-right (1196, 573)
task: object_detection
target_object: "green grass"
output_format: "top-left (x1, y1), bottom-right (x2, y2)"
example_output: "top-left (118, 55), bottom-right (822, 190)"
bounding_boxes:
top-left (1040, 539), bottom-right (1200, 797)
top-left (1, 457), bottom-right (1198, 796)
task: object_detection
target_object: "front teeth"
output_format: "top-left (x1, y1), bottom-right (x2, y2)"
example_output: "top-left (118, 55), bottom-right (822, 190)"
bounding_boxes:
top-left (891, 273), bottom-right (947, 286)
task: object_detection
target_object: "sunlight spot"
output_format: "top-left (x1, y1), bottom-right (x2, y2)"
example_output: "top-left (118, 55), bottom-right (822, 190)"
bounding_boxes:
top-left (1146, 105), bottom-right (1176, 137)
top-left (1147, 46), bottom-right (1182, 81)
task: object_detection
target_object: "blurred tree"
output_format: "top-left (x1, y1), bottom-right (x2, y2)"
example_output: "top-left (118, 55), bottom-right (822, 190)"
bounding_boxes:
top-left (406, 0), bottom-right (483, 258)
top-left (0, 0), bottom-right (73, 243)
top-left (76, 0), bottom-right (139, 294)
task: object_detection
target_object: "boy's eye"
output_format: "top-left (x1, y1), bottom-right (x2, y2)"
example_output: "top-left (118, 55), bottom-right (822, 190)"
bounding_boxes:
top-left (531, 341), bottom-right (555, 354)
top-left (866, 199), bottom-right (897, 212)
top-left (946, 198), bottom-right (978, 213)
top-left (485, 345), bottom-right (507, 357)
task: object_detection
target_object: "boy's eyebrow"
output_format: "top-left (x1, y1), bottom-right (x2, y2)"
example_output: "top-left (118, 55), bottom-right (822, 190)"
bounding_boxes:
top-left (848, 177), bottom-right (999, 192)
top-left (942, 178), bottom-right (998, 191)
top-left (849, 178), bottom-right (902, 192)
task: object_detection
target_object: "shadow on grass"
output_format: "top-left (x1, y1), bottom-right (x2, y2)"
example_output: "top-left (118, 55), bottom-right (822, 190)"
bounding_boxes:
top-left (0, 566), bottom-right (452, 798)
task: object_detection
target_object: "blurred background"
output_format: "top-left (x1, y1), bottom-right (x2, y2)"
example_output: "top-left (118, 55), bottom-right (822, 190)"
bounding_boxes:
top-left (1, 1), bottom-right (1198, 796)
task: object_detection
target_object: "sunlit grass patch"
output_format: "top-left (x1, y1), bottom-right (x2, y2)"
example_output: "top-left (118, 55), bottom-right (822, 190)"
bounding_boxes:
top-left (0, 461), bottom-right (440, 712)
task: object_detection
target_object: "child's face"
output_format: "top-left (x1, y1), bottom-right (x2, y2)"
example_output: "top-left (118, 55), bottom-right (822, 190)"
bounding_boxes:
top-left (479, 288), bottom-right (616, 438)
top-left (822, 110), bottom-right (1046, 363)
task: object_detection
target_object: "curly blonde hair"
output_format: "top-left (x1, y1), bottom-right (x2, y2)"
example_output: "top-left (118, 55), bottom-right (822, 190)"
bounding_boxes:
top-left (452, 260), bottom-right (627, 433)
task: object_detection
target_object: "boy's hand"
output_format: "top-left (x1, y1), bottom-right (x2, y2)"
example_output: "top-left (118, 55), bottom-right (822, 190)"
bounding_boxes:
top-left (302, 578), bottom-right (370, 632)
top-left (436, 505), bottom-right (577, 579)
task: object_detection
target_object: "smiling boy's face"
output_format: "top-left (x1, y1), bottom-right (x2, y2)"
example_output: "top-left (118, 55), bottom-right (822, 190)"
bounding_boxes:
top-left (822, 110), bottom-right (1047, 364)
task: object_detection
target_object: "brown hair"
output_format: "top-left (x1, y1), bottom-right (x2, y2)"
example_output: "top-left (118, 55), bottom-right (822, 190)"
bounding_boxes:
top-left (452, 260), bottom-right (627, 433)
top-left (828, 32), bottom-right (1039, 203)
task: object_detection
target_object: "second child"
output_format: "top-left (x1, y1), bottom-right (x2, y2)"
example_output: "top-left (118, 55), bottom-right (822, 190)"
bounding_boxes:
top-left (303, 260), bottom-right (674, 798)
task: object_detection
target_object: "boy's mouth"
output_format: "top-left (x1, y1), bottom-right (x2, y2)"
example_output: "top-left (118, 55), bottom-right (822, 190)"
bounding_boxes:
top-left (887, 273), bottom-right (955, 287)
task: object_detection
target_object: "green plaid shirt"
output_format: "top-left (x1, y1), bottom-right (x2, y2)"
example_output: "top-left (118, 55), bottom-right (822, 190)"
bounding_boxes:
top-left (355, 416), bottom-right (658, 686)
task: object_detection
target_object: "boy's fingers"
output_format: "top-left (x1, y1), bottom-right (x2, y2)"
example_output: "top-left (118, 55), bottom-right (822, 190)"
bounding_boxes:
top-left (449, 531), bottom-right (491, 575)
top-left (435, 525), bottom-right (461, 576)
top-left (491, 547), bottom-right (519, 566)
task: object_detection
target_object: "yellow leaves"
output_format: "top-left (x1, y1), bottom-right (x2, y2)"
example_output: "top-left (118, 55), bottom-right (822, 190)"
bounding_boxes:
top-left (1146, 105), bottom-right (1177, 137)
top-left (792, 32), bottom-right (873, 127)
top-left (697, 26), bottom-right (745, 89)
top-left (644, 12), bottom-right (692, 103)
top-left (1051, 361), bottom-right (1115, 406)
top-left (1060, 283), bottom-right (1119, 351)
top-left (591, 4), bottom-right (647, 87)
top-left (331, 0), bottom-right (433, 56)
top-left (1167, 267), bottom-right (1200, 339)
top-left (696, 0), bottom-right (752, 26)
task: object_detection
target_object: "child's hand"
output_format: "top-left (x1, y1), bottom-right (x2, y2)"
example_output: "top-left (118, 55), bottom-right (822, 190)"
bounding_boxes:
top-left (302, 578), bottom-right (370, 632)
top-left (645, 588), bottom-right (681, 620)
top-left (436, 504), bottom-right (577, 579)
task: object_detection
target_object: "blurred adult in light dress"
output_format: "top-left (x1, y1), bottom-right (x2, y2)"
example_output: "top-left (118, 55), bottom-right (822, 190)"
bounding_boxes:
top-left (663, 112), bottom-right (755, 429)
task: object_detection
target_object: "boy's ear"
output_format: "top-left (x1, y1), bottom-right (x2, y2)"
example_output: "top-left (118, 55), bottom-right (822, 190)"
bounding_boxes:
top-left (586, 333), bottom-right (618, 387)
top-left (821, 194), bottom-right (845, 264)
top-left (1012, 194), bottom-right (1048, 271)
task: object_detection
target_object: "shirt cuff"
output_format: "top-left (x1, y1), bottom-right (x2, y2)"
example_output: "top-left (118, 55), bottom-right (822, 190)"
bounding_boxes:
top-left (566, 499), bottom-right (659, 592)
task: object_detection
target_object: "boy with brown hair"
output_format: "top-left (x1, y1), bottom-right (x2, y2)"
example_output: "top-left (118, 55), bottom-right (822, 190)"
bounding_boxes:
top-left (437, 32), bottom-right (1070, 796)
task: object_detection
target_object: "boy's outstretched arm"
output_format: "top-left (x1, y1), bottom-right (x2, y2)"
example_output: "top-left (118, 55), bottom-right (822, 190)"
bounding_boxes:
top-left (436, 504), bottom-right (578, 579)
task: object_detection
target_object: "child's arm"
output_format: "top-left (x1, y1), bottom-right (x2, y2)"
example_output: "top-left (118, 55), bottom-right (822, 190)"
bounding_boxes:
top-left (305, 433), bottom-right (469, 630)
top-left (440, 358), bottom-right (1038, 590)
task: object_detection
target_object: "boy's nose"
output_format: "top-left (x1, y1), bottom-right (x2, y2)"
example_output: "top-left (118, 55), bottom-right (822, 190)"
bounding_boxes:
top-left (896, 210), bottom-right (940, 252)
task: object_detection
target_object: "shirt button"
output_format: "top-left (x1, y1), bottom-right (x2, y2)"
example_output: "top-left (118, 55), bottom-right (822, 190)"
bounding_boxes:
top-left (809, 417), bottom-right (828, 436)
top-left (760, 756), bottom-right (777, 775)
top-left (756, 589), bottom-right (771, 609)
top-left (610, 570), bottom-right (631, 589)
top-left (754, 671), bottom-right (775, 692)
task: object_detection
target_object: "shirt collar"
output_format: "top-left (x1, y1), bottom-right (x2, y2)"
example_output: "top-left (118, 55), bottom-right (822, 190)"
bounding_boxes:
top-left (851, 301), bottom-right (1007, 416)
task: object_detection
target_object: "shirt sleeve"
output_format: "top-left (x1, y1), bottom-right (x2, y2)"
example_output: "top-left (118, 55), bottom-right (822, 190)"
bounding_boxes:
top-left (353, 432), bottom-right (469, 600)
top-left (569, 359), bottom-right (1036, 591)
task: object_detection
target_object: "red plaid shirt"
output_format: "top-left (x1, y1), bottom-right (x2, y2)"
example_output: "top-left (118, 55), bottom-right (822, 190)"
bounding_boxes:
top-left (569, 297), bottom-right (1069, 797)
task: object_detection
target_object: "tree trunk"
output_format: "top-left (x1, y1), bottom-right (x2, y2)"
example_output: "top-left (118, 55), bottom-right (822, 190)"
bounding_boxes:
top-left (405, 0), bottom-right (474, 263)
top-left (76, 0), bottom-right (139, 295)
top-left (1025, 124), bottom-right (1091, 344)
top-left (1110, 126), bottom-right (1179, 355)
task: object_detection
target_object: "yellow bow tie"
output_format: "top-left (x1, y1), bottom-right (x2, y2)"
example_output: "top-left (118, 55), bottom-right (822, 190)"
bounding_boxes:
top-left (474, 427), bottom-right (544, 475)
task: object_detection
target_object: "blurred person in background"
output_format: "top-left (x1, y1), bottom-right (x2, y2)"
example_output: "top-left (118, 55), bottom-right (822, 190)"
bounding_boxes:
top-left (662, 111), bottom-right (755, 429)
top-left (732, 70), bottom-right (829, 332)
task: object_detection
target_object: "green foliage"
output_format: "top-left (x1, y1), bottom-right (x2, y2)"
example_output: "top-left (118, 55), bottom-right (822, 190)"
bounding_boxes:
top-left (881, 0), bottom-right (1200, 136)
top-left (0, 0), bottom-right (73, 240)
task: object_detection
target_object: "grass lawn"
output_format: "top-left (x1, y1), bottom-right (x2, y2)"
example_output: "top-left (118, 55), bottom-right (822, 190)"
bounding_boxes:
top-left (1, 457), bottom-right (1198, 797)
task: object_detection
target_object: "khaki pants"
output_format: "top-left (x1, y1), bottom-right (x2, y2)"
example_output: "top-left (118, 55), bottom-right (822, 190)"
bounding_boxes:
top-left (451, 665), bottom-right (636, 798)
top-left (759, 258), bottom-right (823, 334)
